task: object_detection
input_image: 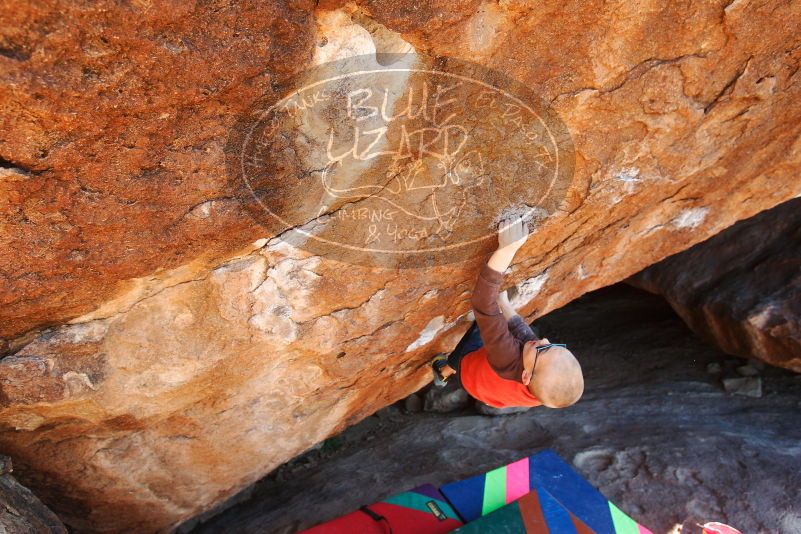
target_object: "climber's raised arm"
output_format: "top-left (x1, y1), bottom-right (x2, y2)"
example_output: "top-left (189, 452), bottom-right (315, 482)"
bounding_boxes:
top-left (493, 222), bottom-right (539, 343)
top-left (487, 218), bottom-right (529, 273)
top-left (470, 218), bottom-right (532, 381)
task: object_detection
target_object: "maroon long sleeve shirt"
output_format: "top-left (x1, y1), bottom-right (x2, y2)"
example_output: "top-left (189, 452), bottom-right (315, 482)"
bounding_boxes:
top-left (469, 264), bottom-right (539, 383)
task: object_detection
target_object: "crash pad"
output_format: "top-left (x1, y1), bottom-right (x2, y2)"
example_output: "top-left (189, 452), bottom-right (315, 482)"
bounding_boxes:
top-left (439, 450), bottom-right (653, 533)
top-left (300, 483), bottom-right (462, 533)
top-left (453, 485), bottom-right (600, 533)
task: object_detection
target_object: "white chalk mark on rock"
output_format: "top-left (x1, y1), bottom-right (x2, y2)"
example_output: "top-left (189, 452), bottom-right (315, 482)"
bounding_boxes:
top-left (672, 207), bottom-right (709, 229)
top-left (510, 272), bottom-right (549, 308)
top-left (405, 315), bottom-right (446, 352)
top-left (615, 167), bottom-right (641, 183)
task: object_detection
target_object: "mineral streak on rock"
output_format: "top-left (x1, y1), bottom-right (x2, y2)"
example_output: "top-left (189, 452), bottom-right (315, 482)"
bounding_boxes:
top-left (1, 0), bottom-right (800, 531)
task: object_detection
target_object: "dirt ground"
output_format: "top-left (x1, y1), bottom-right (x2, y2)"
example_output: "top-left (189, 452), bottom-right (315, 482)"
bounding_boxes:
top-left (187, 285), bottom-right (801, 534)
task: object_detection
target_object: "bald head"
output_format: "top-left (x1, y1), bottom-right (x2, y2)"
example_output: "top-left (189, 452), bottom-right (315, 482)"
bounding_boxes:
top-left (529, 347), bottom-right (584, 408)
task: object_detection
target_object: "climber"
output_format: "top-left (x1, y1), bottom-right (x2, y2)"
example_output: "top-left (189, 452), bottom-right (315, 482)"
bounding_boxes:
top-left (431, 217), bottom-right (584, 409)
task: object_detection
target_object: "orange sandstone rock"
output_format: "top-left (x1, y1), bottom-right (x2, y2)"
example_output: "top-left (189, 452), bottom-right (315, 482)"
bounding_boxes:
top-left (1, 0), bottom-right (800, 531)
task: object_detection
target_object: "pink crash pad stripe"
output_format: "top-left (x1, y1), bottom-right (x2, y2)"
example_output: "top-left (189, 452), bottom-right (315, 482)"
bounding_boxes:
top-left (639, 525), bottom-right (655, 534)
top-left (505, 457), bottom-right (530, 504)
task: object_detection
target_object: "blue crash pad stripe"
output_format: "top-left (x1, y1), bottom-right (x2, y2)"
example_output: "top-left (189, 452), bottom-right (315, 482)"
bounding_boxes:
top-left (442, 449), bottom-right (619, 531)
top-left (530, 450), bottom-right (616, 534)
top-left (440, 474), bottom-right (485, 523)
top-left (536, 483), bottom-right (577, 534)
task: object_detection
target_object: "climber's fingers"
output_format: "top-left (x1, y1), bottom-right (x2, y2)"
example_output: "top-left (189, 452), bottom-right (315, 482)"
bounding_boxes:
top-left (498, 216), bottom-right (529, 250)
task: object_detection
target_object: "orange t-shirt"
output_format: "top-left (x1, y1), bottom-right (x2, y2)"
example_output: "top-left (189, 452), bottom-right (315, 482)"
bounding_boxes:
top-left (459, 347), bottom-right (542, 408)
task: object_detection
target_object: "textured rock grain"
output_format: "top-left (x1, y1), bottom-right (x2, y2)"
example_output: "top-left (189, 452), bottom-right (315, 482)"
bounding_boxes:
top-left (631, 197), bottom-right (801, 372)
top-left (1, 0), bottom-right (800, 531)
top-left (0, 457), bottom-right (67, 533)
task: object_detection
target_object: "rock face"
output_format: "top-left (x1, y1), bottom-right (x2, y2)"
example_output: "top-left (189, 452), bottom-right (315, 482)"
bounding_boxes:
top-left (1, 0), bottom-right (800, 532)
top-left (0, 456), bottom-right (67, 533)
top-left (631, 197), bottom-right (801, 372)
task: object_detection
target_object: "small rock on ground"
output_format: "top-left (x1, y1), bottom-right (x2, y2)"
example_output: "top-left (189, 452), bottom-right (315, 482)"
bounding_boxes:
top-left (403, 393), bottom-right (423, 413)
top-left (423, 386), bottom-right (469, 413)
top-left (723, 377), bottom-right (762, 398)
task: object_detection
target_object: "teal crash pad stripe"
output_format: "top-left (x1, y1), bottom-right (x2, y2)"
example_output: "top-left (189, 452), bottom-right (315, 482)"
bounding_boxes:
top-left (382, 492), bottom-right (461, 521)
top-left (537, 483), bottom-right (577, 533)
top-left (452, 499), bottom-right (527, 533)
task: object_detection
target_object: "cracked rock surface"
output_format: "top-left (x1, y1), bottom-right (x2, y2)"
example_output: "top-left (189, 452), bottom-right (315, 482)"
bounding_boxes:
top-left (1, 0), bottom-right (800, 531)
top-left (188, 286), bottom-right (801, 534)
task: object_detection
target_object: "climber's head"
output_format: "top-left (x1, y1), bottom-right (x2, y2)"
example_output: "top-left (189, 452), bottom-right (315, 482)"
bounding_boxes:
top-left (522, 338), bottom-right (584, 408)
